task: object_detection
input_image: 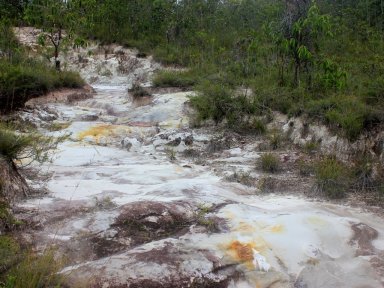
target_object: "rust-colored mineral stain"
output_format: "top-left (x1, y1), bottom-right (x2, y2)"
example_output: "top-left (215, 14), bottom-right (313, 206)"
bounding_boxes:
top-left (229, 240), bottom-right (254, 262)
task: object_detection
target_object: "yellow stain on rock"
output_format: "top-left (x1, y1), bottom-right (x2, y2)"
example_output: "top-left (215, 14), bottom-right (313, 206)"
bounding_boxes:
top-left (264, 224), bottom-right (284, 233)
top-left (306, 216), bottom-right (328, 227)
top-left (235, 222), bottom-right (256, 233)
top-left (77, 125), bottom-right (131, 143)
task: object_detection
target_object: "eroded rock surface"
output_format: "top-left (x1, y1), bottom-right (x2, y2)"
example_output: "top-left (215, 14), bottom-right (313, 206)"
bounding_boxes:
top-left (12, 28), bottom-right (384, 287)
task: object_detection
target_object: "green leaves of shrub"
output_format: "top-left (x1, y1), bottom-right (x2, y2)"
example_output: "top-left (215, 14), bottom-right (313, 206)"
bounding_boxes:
top-left (152, 70), bottom-right (197, 88)
top-left (260, 153), bottom-right (280, 173)
top-left (314, 156), bottom-right (350, 198)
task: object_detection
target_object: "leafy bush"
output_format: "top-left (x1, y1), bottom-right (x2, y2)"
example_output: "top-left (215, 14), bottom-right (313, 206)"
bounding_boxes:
top-left (260, 153), bottom-right (280, 173)
top-left (190, 81), bottom-right (234, 125)
top-left (305, 96), bottom-right (370, 141)
top-left (314, 156), bottom-right (350, 198)
top-left (0, 59), bottom-right (84, 111)
top-left (152, 70), bottom-right (198, 88)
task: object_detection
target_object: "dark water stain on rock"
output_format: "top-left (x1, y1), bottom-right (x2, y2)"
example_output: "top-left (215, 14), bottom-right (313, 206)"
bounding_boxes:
top-left (349, 222), bottom-right (378, 256)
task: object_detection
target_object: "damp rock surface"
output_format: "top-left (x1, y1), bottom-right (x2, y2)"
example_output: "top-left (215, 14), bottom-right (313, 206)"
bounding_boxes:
top-left (11, 33), bottom-right (384, 287)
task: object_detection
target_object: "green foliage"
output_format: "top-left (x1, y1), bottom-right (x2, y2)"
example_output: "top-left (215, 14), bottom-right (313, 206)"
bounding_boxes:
top-left (1, 249), bottom-right (63, 288)
top-left (152, 70), bottom-right (198, 88)
top-left (260, 153), bottom-right (280, 173)
top-left (268, 129), bottom-right (284, 150)
top-left (0, 58), bottom-right (84, 111)
top-left (305, 96), bottom-right (370, 141)
top-left (0, 124), bottom-right (66, 166)
top-left (0, 236), bottom-right (20, 274)
top-left (128, 83), bottom-right (151, 99)
top-left (314, 156), bottom-right (350, 198)
top-left (297, 158), bottom-right (314, 176)
top-left (2, 0), bottom-right (382, 140)
top-left (190, 81), bottom-right (234, 125)
top-left (319, 59), bottom-right (347, 90)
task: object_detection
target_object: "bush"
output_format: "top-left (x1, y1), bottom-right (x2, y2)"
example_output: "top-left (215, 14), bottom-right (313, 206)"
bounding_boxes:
top-left (190, 81), bottom-right (234, 125)
top-left (0, 124), bottom-right (66, 165)
top-left (2, 249), bottom-right (63, 288)
top-left (0, 59), bottom-right (84, 111)
top-left (297, 158), bottom-right (314, 176)
top-left (314, 156), bottom-right (350, 198)
top-left (0, 128), bottom-right (34, 162)
top-left (305, 96), bottom-right (370, 141)
top-left (0, 236), bottom-right (20, 275)
top-left (128, 83), bottom-right (151, 99)
top-left (152, 70), bottom-right (198, 88)
top-left (260, 153), bottom-right (280, 173)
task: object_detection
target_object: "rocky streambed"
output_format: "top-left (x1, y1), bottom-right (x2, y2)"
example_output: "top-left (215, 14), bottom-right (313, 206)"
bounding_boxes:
top-left (11, 38), bottom-right (384, 287)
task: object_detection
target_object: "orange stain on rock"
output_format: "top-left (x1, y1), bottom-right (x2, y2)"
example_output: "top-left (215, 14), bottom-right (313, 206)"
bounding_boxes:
top-left (228, 241), bottom-right (254, 262)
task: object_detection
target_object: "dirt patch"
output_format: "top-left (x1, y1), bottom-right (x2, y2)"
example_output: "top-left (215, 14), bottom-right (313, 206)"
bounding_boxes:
top-left (349, 222), bottom-right (378, 256)
top-left (25, 85), bottom-right (94, 106)
top-left (112, 201), bottom-right (196, 246)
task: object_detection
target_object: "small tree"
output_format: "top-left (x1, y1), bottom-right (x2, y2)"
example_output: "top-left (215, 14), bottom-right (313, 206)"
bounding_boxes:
top-left (24, 0), bottom-right (82, 70)
top-left (277, 0), bottom-right (332, 87)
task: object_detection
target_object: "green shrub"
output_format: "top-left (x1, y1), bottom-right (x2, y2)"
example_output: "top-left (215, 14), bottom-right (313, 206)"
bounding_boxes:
top-left (303, 140), bottom-right (319, 154)
top-left (152, 70), bottom-right (198, 88)
top-left (260, 153), bottom-right (280, 173)
top-left (2, 249), bottom-right (63, 288)
top-left (190, 81), bottom-right (234, 125)
top-left (305, 96), bottom-right (369, 141)
top-left (128, 83), bottom-right (151, 99)
top-left (0, 236), bottom-right (20, 273)
top-left (297, 158), bottom-right (314, 176)
top-left (314, 156), bottom-right (350, 198)
top-left (58, 71), bottom-right (84, 88)
top-left (249, 118), bottom-right (267, 135)
top-left (352, 154), bottom-right (376, 192)
top-left (268, 129), bottom-right (284, 150)
top-left (0, 128), bottom-right (34, 162)
top-left (0, 124), bottom-right (66, 165)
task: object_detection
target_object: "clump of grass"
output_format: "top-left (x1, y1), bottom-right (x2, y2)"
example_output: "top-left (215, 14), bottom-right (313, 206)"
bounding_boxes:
top-left (0, 123), bottom-right (67, 165)
top-left (196, 204), bottom-right (218, 232)
top-left (259, 153), bottom-right (280, 173)
top-left (225, 171), bottom-right (255, 187)
top-left (128, 83), bottom-right (151, 99)
top-left (249, 118), bottom-right (267, 135)
top-left (303, 139), bottom-right (319, 154)
top-left (45, 122), bottom-right (71, 132)
top-left (152, 70), bottom-right (197, 88)
top-left (0, 128), bottom-right (34, 162)
top-left (2, 249), bottom-right (64, 288)
top-left (0, 235), bottom-right (20, 273)
top-left (182, 149), bottom-right (200, 159)
top-left (297, 158), bottom-right (314, 176)
top-left (314, 156), bottom-right (350, 198)
top-left (351, 153), bottom-right (377, 192)
top-left (268, 129), bottom-right (284, 150)
top-left (166, 148), bottom-right (176, 161)
top-left (258, 176), bottom-right (277, 193)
